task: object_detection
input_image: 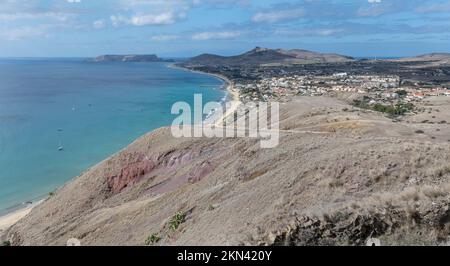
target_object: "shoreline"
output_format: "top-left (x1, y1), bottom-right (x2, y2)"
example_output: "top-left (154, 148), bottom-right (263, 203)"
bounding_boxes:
top-left (168, 63), bottom-right (241, 125)
top-left (0, 62), bottom-right (240, 235)
top-left (0, 200), bottom-right (44, 234)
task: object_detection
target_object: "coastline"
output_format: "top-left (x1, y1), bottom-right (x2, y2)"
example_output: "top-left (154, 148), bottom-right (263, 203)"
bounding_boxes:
top-left (168, 63), bottom-right (241, 125)
top-left (0, 62), bottom-right (240, 235)
top-left (0, 200), bottom-right (44, 234)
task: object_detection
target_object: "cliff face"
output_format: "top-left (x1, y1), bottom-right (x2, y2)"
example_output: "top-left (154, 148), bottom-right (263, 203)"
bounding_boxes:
top-left (4, 96), bottom-right (450, 246)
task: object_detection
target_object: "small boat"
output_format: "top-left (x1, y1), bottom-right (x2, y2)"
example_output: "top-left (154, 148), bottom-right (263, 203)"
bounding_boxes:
top-left (58, 141), bottom-right (64, 151)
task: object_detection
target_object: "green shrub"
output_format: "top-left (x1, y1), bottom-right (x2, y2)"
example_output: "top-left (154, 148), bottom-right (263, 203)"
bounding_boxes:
top-left (169, 212), bottom-right (186, 231)
top-left (2, 241), bottom-right (11, 246)
top-left (145, 234), bottom-right (160, 246)
top-left (353, 99), bottom-right (414, 116)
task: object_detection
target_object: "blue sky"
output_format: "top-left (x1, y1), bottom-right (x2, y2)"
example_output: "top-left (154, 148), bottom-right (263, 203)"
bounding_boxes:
top-left (1, 0), bottom-right (450, 57)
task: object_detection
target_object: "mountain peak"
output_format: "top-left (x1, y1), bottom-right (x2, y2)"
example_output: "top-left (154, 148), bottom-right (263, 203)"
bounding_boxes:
top-left (249, 47), bottom-right (270, 53)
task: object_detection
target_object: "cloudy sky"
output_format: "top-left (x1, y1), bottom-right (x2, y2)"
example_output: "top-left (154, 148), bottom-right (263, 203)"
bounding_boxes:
top-left (1, 0), bottom-right (450, 57)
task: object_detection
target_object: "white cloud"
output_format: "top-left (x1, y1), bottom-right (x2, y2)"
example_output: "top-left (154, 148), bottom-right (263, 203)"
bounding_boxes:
top-left (194, 0), bottom-right (250, 7)
top-left (93, 20), bottom-right (105, 29)
top-left (0, 12), bottom-right (73, 22)
top-left (368, 0), bottom-right (382, 3)
top-left (274, 28), bottom-right (345, 38)
top-left (120, 0), bottom-right (248, 8)
top-left (252, 8), bottom-right (305, 23)
top-left (113, 0), bottom-right (194, 27)
top-left (132, 12), bottom-right (184, 25)
top-left (316, 28), bottom-right (345, 36)
top-left (151, 34), bottom-right (179, 41)
top-left (118, 0), bottom-right (193, 15)
top-left (111, 11), bottom-right (184, 26)
top-left (192, 31), bottom-right (241, 40)
top-left (110, 15), bottom-right (128, 27)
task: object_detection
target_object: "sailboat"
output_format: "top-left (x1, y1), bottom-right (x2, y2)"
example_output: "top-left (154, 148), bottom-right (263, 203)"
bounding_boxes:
top-left (58, 141), bottom-right (64, 151)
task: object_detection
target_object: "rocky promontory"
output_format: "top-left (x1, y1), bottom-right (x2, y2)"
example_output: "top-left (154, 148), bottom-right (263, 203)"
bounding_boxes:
top-left (92, 54), bottom-right (174, 63)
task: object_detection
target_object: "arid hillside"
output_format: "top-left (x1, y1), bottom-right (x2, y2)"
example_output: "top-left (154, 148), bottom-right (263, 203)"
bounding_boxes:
top-left (185, 47), bottom-right (353, 67)
top-left (3, 96), bottom-right (450, 246)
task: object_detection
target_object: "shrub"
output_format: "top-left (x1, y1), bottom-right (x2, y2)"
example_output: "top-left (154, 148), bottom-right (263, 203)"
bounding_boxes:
top-left (2, 241), bottom-right (11, 246)
top-left (393, 102), bottom-right (415, 115)
top-left (352, 99), bottom-right (370, 109)
top-left (360, 102), bottom-right (415, 116)
top-left (432, 165), bottom-right (450, 178)
top-left (169, 212), bottom-right (186, 231)
top-left (396, 90), bottom-right (408, 97)
top-left (145, 234), bottom-right (160, 246)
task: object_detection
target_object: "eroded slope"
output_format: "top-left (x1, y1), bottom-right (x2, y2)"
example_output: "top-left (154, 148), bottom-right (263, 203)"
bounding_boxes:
top-left (4, 97), bottom-right (450, 246)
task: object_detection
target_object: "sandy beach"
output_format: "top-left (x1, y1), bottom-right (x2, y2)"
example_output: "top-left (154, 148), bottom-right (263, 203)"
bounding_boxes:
top-left (213, 88), bottom-right (241, 126)
top-left (0, 201), bottom-right (42, 233)
top-left (203, 72), bottom-right (241, 126)
top-left (168, 63), bottom-right (241, 126)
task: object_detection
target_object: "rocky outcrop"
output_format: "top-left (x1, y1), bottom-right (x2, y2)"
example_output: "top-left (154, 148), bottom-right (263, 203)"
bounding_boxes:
top-left (106, 148), bottom-right (217, 194)
top-left (106, 155), bottom-right (156, 193)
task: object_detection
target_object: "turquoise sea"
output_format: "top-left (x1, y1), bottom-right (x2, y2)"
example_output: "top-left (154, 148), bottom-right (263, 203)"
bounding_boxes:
top-left (0, 59), bottom-right (226, 214)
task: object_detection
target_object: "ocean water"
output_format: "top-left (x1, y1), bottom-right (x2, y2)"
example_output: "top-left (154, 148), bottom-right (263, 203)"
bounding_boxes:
top-left (0, 59), bottom-right (226, 214)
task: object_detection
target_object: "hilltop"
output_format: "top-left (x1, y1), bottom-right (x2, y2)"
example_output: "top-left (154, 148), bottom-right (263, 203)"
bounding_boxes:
top-left (390, 53), bottom-right (450, 67)
top-left (398, 53), bottom-right (450, 61)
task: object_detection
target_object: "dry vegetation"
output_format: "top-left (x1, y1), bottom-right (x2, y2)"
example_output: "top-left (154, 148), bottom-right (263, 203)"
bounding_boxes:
top-left (2, 96), bottom-right (450, 246)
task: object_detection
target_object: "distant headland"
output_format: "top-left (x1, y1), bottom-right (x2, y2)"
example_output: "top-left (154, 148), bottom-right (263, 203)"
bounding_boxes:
top-left (91, 54), bottom-right (175, 63)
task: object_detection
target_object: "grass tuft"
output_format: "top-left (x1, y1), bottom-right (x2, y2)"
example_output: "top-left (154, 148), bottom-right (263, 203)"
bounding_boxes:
top-left (145, 234), bottom-right (160, 246)
top-left (169, 212), bottom-right (186, 231)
